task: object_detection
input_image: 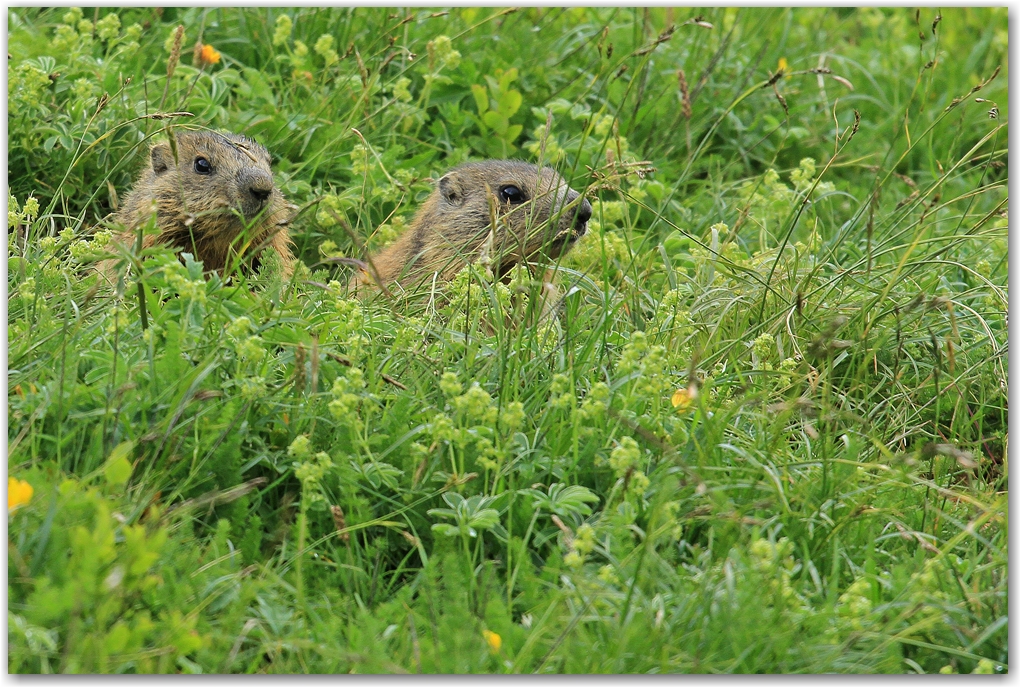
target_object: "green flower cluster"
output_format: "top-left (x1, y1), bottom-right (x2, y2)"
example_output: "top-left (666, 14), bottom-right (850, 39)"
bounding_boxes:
top-left (289, 436), bottom-right (334, 507)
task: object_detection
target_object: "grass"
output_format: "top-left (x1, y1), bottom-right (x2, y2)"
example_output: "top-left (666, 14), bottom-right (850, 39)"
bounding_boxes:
top-left (7, 6), bottom-right (1008, 674)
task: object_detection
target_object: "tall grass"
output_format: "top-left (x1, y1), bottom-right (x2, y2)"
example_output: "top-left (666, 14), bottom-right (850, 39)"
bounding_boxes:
top-left (8, 7), bottom-right (1007, 674)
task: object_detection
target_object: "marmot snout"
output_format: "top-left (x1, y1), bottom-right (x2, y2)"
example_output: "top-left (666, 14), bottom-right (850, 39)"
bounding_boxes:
top-left (353, 159), bottom-right (591, 291)
top-left (101, 130), bottom-right (295, 279)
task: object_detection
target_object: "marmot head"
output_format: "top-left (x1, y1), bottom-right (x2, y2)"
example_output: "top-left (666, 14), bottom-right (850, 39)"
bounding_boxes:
top-left (147, 131), bottom-right (286, 237)
top-left (431, 160), bottom-right (592, 276)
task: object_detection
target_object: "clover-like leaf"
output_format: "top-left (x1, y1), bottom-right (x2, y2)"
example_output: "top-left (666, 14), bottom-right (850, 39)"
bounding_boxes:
top-left (428, 492), bottom-right (501, 538)
top-left (525, 483), bottom-right (600, 519)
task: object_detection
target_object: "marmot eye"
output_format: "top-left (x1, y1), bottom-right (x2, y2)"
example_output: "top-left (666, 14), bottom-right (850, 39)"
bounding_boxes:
top-left (499, 185), bottom-right (526, 204)
top-left (194, 157), bottom-right (212, 175)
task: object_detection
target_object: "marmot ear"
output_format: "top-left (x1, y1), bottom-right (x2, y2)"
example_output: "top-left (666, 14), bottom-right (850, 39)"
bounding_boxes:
top-left (439, 173), bottom-right (465, 206)
top-left (150, 144), bottom-right (173, 175)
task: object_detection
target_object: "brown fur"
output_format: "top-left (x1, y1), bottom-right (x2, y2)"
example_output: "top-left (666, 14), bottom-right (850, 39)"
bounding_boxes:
top-left (100, 130), bottom-right (295, 280)
top-left (351, 160), bottom-right (591, 293)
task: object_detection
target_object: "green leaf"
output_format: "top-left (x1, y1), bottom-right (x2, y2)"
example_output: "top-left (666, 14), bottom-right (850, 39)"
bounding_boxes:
top-left (431, 523), bottom-right (460, 537)
top-left (663, 230), bottom-right (692, 256)
top-left (499, 89), bottom-right (522, 117)
top-left (470, 83), bottom-right (489, 115)
top-left (104, 441), bottom-right (135, 486)
top-left (498, 67), bottom-right (519, 91)
top-left (526, 483), bottom-right (599, 518)
top-left (468, 508), bottom-right (500, 531)
top-left (483, 110), bottom-right (507, 133)
top-left (441, 492), bottom-right (466, 508)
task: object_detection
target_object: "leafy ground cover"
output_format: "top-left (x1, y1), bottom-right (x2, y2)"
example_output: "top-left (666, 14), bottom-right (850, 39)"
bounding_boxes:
top-left (7, 7), bottom-right (1007, 674)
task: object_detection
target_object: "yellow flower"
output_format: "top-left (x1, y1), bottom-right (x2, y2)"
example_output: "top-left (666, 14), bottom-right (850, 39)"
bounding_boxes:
top-left (199, 44), bottom-right (221, 65)
top-left (8, 477), bottom-right (33, 512)
top-left (671, 386), bottom-right (696, 412)
top-left (482, 629), bottom-right (502, 654)
top-left (777, 57), bottom-right (789, 73)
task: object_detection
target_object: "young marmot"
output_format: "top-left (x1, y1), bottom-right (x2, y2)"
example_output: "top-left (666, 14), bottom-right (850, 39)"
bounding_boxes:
top-left (351, 160), bottom-right (592, 293)
top-left (101, 130), bottom-right (295, 279)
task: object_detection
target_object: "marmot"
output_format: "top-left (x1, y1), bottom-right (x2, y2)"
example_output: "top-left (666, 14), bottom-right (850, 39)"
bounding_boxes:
top-left (351, 160), bottom-right (592, 293)
top-left (101, 130), bottom-right (295, 279)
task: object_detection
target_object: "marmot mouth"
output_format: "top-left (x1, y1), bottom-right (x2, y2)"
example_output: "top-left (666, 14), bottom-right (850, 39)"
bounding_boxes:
top-left (551, 224), bottom-right (586, 249)
top-left (241, 200), bottom-right (269, 219)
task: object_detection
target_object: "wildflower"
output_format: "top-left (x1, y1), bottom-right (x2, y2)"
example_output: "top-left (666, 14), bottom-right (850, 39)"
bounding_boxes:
top-left (579, 382), bottom-right (610, 420)
top-left (439, 371), bottom-right (462, 398)
top-left (549, 373), bottom-right (573, 410)
top-left (62, 7), bottom-right (83, 25)
top-left (226, 316), bottom-right (253, 340)
top-left (972, 659), bottom-right (997, 675)
top-left (198, 43), bottom-right (221, 66)
top-left (288, 435), bottom-right (312, 459)
top-left (790, 157), bottom-right (818, 191)
top-left (598, 564), bottom-right (620, 585)
top-left (8, 64), bottom-right (51, 114)
top-left (430, 413), bottom-right (455, 444)
top-left (314, 34), bottom-right (338, 68)
top-left (314, 34), bottom-right (334, 56)
top-left (293, 450), bottom-right (334, 506)
top-left (104, 304), bottom-right (131, 336)
top-left (236, 336), bottom-right (265, 362)
top-left (329, 370), bottom-right (366, 429)
top-left (452, 383), bottom-right (498, 425)
top-left (391, 76), bottom-right (413, 103)
top-left (482, 629), bottom-right (501, 654)
top-left (8, 195), bottom-right (20, 228)
top-left (272, 14), bottom-right (292, 47)
top-left (628, 470), bottom-right (650, 496)
top-left (498, 400), bottom-right (526, 434)
top-left (124, 23), bottom-right (142, 43)
top-left (17, 277), bottom-right (37, 301)
top-left (475, 436), bottom-right (501, 471)
top-left (573, 523), bottom-right (596, 555)
top-left (671, 387), bottom-right (695, 411)
top-left (95, 12), bottom-right (121, 42)
top-left (239, 376), bottom-right (266, 402)
top-left (51, 24), bottom-right (79, 53)
top-left (777, 57), bottom-right (789, 73)
top-left (609, 436), bottom-right (641, 478)
top-left (22, 197), bottom-right (39, 220)
top-left (350, 144), bottom-right (370, 176)
top-left (752, 333), bottom-right (773, 358)
top-left (72, 78), bottom-right (95, 103)
top-left (594, 114), bottom-right (615, 138)
top-left (429, 35), bottom-right (461, 70)
top-left (8, 477), bottom-right (33, 512)
top-left (141, 324), bottom-right (163, 345)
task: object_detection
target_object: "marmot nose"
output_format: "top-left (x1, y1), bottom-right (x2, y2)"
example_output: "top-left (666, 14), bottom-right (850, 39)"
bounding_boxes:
top-left (249, 185), bottom-right (272, 204)
top-left (575, 197), bottom-right (592, 232)
top-left (245, 170), bottom-right (274, 205)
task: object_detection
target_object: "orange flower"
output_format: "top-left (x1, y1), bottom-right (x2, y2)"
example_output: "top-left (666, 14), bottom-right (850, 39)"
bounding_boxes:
top-left (199, 43), bottom-right (221, 66)
top-left (671, 386), bottom-right (696, 412)
top-left (8, 477), bottom-right (33, 512)
top-left (482, 629), bottom-right (502, 654)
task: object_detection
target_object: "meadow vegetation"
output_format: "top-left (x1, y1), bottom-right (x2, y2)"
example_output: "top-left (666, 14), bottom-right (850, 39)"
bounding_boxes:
top-left (7, 7), bottom-right (1008, 673)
